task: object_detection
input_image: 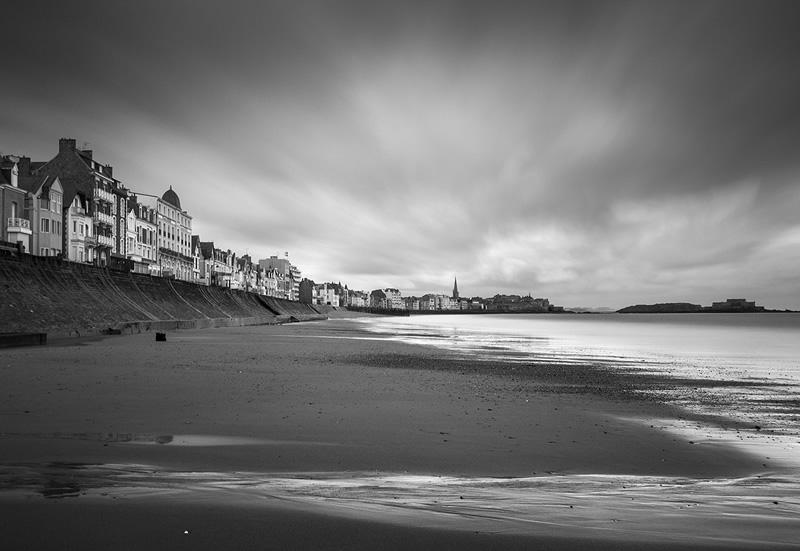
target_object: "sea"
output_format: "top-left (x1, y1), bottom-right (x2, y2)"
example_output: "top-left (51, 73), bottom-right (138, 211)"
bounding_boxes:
top-left (352, 312), bottom-right (800, 443)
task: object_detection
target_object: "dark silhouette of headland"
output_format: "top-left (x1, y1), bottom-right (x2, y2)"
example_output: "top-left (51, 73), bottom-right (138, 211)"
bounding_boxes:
top-left (618, 298), bottom-right (772, 314)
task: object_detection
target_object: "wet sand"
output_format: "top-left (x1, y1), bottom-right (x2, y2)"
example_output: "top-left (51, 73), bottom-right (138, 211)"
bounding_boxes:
top-left (1, 320), bottom-right (797, 549)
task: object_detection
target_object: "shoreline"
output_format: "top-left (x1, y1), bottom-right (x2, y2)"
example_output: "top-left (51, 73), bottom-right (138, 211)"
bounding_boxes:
top-left (1, 320), bottom-right (797, 548)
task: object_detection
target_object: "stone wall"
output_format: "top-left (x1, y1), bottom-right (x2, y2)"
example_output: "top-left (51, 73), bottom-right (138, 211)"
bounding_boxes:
top-left (0, 252), bottom-right (326, 337)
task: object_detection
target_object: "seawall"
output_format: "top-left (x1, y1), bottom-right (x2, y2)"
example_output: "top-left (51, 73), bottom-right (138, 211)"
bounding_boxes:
top-left (0, 253), bottom-right (326, 338)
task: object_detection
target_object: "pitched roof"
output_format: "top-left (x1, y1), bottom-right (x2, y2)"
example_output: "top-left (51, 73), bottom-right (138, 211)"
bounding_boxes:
top-left (17, 173), bottom-right (53, 195)
top-left (199, 241), bottom-right (215, 259)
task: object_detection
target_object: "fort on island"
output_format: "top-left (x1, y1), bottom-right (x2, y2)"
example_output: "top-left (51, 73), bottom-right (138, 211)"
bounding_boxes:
top-left (618, 298), bottom-right (766, 314)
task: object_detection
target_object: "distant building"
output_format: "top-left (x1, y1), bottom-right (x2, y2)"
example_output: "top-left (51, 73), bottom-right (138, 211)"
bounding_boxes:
top-left (299, 278), bottom-right (315, 304)
top-left (383, 288), bottom-right (403, 309)
top-left (190, 236), bottom-right (202, 282)
top-left (315, 282), bottom-right (340, 307)
top-left (259, 254), bottom-right (301, 300)
top-left (198, 241), bottom-right (233, 287)
top-left (234, 254), bottom-right (259, 292)
top-left (710, 298), bottom-right (764, 312)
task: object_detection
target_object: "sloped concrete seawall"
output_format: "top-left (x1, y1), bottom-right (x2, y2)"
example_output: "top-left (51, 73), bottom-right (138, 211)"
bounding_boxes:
top-left (0, 253), bottom-right (326, 338)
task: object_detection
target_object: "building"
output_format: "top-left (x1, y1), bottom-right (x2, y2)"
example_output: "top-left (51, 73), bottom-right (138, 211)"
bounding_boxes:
top-left (710, 298), bottom-right (764, 312)
top-left (138, 187), bottom-right (193, 280)
top-left (126, 195), bottom-right (158, 275)
top-left (259, 254), bottom-right (301, 300)
top-left (0, 155), bottom-right (32, 252)
top-left (64, 183), bottom-right (94, 264)
top-left (198, 241), bottom-right (233, 287)
top-left (18, 173), bottom-right (64, 257)
top-left (190, 236), bottom-right (202, 283)
top-left (34, 138), bottom-right (129, 268)
top-left (299, 278), bottom-right (315, 304)
top-left (234, 255), bottom-right (259, 292)
top-left (314, 282), bottom-right (341, 307)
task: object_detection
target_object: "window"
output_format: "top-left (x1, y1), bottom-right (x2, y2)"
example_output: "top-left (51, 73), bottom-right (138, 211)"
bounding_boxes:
top-left (41, 218), bottom-right (50, 233)
top-left (73, 221), bottom-right (77, 233)
top-left (40, 197), bottom-right (49, 209)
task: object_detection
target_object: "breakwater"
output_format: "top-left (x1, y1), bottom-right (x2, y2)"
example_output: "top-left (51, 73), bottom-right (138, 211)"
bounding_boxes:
top-left (0, 253), bottom-right (326, 338)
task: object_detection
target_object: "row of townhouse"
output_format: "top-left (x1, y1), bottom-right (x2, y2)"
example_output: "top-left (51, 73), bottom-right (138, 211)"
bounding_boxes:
top-left (1, 138), bottom-right (304, 299)
top-left (298, 280), bottom-right (369, 308)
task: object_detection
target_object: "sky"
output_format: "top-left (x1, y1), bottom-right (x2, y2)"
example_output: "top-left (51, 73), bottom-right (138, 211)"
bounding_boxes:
top-left (3, 0), bottom-right (800, 309)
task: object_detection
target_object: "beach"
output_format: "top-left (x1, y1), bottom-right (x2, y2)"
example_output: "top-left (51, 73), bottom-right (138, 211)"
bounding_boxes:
top-left (1, 317), bottom-right (798, 549)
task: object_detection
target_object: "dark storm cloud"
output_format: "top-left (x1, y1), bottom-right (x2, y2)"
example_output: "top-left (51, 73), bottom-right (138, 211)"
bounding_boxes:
top-left (2, 0), bottom-right (800, 308)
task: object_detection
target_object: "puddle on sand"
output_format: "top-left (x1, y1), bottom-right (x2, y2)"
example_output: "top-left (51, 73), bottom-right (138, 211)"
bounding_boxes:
top-left (1, 432), bottom-right (337, 447)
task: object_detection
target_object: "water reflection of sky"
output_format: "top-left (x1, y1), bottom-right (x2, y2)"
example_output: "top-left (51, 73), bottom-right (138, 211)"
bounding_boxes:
top-left (353, 313), bottom-right (800, 439)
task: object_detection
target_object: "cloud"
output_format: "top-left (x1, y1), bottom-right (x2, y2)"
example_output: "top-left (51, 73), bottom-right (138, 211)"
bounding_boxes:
top-left (3, 1), bottom-right (800, 308)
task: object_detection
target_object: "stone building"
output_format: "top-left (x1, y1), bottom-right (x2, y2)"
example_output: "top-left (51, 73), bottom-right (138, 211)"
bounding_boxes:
top-left (33, 138), bottom-right (129, 268)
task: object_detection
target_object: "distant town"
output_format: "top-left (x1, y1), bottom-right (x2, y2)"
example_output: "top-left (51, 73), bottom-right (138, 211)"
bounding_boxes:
top-left (2, 138), bottom-right (563, 313)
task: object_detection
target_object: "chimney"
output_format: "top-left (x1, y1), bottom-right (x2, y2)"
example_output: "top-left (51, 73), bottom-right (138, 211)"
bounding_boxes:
top-left (18, 156), bottom-right (31, 177)
top-left (82, 150), bottom-right (93, 160)
top-left (105, 164), bottom-right (113, 177)
top-left (59, 138), bottom-right (76, 154)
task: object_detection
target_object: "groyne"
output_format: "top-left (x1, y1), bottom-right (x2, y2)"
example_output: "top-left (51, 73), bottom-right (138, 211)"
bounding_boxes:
top-left (0, 253), bottom-right (326, 338)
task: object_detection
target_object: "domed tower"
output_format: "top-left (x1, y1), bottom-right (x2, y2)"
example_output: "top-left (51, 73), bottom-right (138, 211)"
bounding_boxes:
top-left (161, 186), bottom-right (181, 210)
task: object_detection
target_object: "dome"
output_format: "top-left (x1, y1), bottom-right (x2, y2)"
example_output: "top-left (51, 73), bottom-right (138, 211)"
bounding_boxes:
top-left (162, 186), bottom-right (181, 210)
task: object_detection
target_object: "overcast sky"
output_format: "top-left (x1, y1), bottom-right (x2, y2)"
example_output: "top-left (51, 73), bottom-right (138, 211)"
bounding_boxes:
top-left (3, 0), bottom-right (800, 309)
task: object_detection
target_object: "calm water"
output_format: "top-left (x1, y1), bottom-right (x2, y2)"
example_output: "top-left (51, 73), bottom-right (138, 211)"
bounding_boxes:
top-left (353, 313), bottom-right (800, 437)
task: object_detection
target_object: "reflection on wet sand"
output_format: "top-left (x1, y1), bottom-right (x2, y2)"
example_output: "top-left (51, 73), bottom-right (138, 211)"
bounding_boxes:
top-left (0, 432), bottom-right (339, 447)
top-left (1, 461), bottom-right (798, 547)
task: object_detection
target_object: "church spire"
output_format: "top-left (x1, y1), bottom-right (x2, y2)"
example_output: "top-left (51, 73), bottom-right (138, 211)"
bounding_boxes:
top-left (453, 275), bottom-right (459, 300)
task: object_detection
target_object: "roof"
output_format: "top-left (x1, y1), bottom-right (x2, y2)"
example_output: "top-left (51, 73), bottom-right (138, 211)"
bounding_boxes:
top-left (199, 241), bottom-right (215, 259)
top-left (17, 173), bottom-right (54, 195)
top-left (162, 186), bottom-right (181, 210)
top-left (59, 178), bottom-right (80, 208)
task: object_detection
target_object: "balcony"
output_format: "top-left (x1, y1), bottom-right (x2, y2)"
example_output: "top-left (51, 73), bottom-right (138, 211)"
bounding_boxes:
top-left (94, 187), bottom-right (114, 204)
top-left (7, 217), bottom-right (30, 230)
top-left (97, 234), bottom-right (114, 248)
top-left (95, 212), bottom-right (113, 226)
top-left (70, 235), bottom-right (96, 246)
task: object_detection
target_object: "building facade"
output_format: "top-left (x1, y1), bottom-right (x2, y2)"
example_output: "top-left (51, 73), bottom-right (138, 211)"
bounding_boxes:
top-left (126, 196), bottom-right (158, 274)
top-left (23, 174), bottom-right (64, 257)
top-left (33, 138), bottom-right (129, 268)
top-left (1, 156), bottom-right (32, 251)
top-left (258, 254), bottom-right (301, 300)
top-left (139, 187), bottom-right (193, 280)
